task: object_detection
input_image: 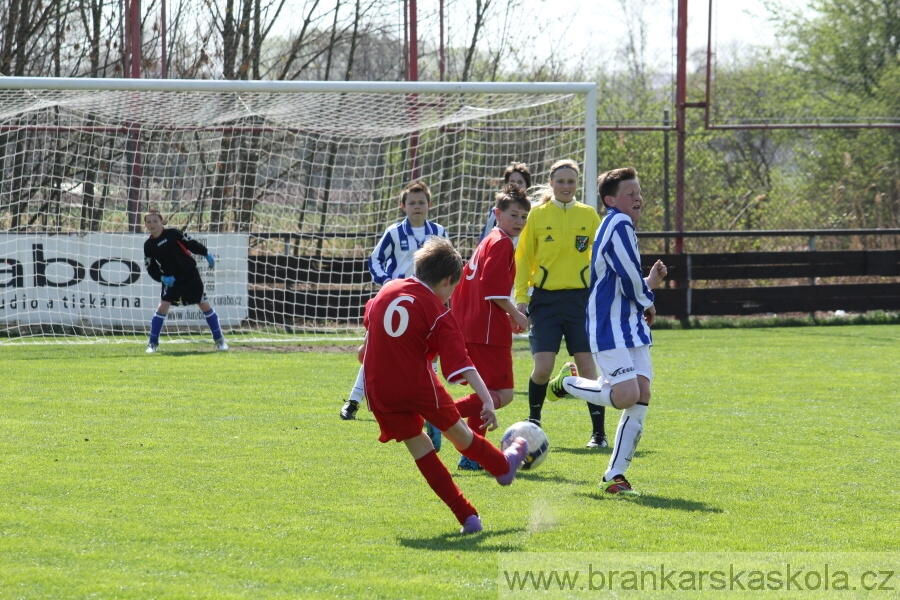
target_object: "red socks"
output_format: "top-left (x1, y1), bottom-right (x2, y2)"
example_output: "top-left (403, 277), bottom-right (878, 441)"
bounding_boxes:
top-left (414, 450), bottom-right (476, 525)
top-left (459, 434), bottom-right (510, 477)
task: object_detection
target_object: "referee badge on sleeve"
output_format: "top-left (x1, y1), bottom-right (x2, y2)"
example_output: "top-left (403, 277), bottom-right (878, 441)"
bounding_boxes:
top-left (575, 236), bottom-right (589, 252)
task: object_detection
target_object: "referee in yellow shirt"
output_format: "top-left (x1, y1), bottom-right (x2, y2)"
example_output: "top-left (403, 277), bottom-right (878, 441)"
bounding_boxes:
top-left (514, 159), bottom-right (608, 448)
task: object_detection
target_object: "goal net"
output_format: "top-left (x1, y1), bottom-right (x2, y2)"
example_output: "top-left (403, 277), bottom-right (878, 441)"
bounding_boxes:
top-left (0, 78), bottom-right (596, 345)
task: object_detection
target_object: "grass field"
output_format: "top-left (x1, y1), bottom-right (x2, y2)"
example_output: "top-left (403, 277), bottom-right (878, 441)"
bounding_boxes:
top-left (2, 325), bottom-right (898, 598)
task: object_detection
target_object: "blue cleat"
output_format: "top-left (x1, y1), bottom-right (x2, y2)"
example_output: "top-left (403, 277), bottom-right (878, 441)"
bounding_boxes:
top-left (457, 456), bottom-right (483, 471)
top-left (425, 422), bottom-right (442, 452)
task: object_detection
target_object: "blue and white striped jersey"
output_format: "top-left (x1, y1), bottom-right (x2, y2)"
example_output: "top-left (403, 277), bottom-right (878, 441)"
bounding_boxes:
top-left (368, 218), bottom-right (448, 285)
top-left (586, 207), bottom-right (655, 351)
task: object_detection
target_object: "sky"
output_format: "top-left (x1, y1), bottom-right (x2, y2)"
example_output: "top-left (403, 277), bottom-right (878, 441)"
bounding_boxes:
top-left (531, 0), bottom-right (779, 71)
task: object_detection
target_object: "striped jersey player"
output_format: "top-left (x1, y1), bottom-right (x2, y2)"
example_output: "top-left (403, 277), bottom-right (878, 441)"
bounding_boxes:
top-left (341, 180), bottom-right (449, 421)
top-left (545, 167), bottom-right (668, 497)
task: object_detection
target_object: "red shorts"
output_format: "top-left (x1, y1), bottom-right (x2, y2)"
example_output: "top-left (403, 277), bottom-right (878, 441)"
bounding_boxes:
top-left (466, 342), bottom-right (514, 391)
top-left (371, 385), bottom-right (462, 443)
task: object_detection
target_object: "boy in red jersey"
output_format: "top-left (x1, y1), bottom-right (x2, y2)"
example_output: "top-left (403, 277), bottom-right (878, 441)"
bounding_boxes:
top-left (450, 184), bottom-right (532, 470)
top-left (362, 237), bottom-right (528, 534)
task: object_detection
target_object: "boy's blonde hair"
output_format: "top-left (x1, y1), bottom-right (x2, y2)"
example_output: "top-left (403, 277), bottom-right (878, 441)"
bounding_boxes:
top-left (144, 210), bottom-right (164, 222)
top-left (413, 237), bottom-right (463, 287)
top-left (598, 167), bottom-right (639, 208)
top-left (537, 159), bottom-right (580, 204)
top-left (400, 180), bottom-right (432, 205)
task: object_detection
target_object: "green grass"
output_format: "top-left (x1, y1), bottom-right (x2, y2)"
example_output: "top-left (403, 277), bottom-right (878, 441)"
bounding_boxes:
top-left (2, 326), bottom-right (898, 598)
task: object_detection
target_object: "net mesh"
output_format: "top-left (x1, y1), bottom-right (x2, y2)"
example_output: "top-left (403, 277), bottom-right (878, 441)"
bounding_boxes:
top-left (0, 83), bottom-right (589, 343)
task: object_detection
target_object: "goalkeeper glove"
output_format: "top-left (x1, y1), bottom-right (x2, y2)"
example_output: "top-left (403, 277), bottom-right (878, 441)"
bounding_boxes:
top-left (161, 275), bottom-right (176, 287)
top-left (206, 254), bottom-right (215, 268)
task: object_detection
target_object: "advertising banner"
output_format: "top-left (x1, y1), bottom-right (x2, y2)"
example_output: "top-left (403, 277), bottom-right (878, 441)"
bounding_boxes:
top-left (0, 234), bottom-right (249, 327)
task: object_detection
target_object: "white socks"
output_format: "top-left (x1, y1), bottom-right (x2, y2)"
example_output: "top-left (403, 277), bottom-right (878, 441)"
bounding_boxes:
top-left (605, 403), bottom-right (648, 481)
top-left (564, 376), bottom-right (614, 407)
top-left (348, 365), bottom-right (365, 403)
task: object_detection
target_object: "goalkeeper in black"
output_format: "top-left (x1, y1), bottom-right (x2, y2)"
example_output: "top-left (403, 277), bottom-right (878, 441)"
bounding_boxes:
top-left (143, 210), bottom-right (228, 353)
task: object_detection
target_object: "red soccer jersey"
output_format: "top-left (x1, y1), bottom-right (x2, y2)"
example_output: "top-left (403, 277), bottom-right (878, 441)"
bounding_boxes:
top-left (451, 228), bottom-right (516, 347)
top-left (363, 278), bottom-right (473, 412)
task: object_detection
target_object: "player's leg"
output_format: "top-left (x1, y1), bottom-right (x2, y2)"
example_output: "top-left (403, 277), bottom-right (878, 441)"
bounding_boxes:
top-left (403, 431), bottom-right (481, 532)
top-left (441, 419), bottom-right (527, 486)
top-left (373, 406), bottom-right (480, 533)
top-left (146, 300), bottom-right (171, 353)
top-left (573, 351), bottom-right (608, 448)
top-left (341, 364), bottom-right (365, 420)
top-left (603, 346), bottom-right (653, 496)
top-left (454, 343), bottom-right (513, 470)
top-left (527, 351), bottom-right (557, 425)
top-left (556, 349), bottom-right (641, 409)
top-left (564, 291), bottom-right (608, 448)
top-left (525, 289), bottom-right (563, 427)
top-left (198, 299), bottom-right (227, 350)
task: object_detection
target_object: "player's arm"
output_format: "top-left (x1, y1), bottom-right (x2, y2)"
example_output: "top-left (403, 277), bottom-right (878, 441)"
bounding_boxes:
top-left (143, 246), bottom-right (162, 282)
top-left (645, 260), bottom-right (668, 289)
top-left (368, 229), bottom-right (395, 285)
top-left (491, 297), bottom-right (529, 333)
top-left (178, 231), bottom-right (210, 257)
top-left (609, 222), bottom-right (654, 310)
top-left (513, 219), bottom-right (536, 308)
top-left (459, 368), bottom-right (498, 432)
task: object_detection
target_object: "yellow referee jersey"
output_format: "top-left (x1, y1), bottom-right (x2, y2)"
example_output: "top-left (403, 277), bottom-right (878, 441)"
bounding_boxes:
top-left (514, 198), bottom-right (601, 304)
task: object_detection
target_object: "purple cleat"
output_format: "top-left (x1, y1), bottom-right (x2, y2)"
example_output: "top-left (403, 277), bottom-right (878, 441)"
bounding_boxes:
top-left (495, 437), bottom-right (528, 486)
top-left (460, 514), bottom-right (483, 534)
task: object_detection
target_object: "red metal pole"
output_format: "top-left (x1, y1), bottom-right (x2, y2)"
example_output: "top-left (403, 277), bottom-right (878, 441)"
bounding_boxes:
top-left (674, 0), bottom-right (687, 253)
top-left (439, 0), bottom-right (445, 81)
top-left (130, 0), bottom-right (141, 79)
top-left (408, 0), bottom-right (418, 81)
top-left (407, 0), bottom-right (420, 180)
top-left (127, 0), bottom-right (143, 232)
top-left (161, 0), bottom-right (167, 78)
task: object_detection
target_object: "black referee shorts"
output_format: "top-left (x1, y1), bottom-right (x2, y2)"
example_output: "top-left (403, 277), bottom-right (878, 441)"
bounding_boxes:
top-left (527, 287), bottom-right (591, 355)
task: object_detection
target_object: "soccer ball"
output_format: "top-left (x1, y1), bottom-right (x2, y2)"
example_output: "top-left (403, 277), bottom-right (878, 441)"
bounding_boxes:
top-left (500, 421), bottom-right (549, 470)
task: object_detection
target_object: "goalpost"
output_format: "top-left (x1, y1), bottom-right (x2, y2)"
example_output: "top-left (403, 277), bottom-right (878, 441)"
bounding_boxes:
top-left (0, 78), bottom-right (597, 344)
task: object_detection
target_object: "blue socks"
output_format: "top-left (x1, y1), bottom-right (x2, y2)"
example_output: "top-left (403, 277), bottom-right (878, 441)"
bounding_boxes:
top-left (149, 311), bottom-right (166, 345)
top-left (204, 308), bottom-right (223, 341)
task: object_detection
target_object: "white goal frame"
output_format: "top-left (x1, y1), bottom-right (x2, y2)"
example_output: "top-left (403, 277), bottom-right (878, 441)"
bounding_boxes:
top-left (0, 77), bottom-right (597, 345)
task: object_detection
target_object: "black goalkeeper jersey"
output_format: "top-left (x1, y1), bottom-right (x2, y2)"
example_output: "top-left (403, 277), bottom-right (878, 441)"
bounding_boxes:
top-left (143, 228), bottom-right (209, 282)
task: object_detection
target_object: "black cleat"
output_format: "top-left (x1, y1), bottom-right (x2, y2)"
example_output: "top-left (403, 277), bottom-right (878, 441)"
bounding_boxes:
top-left (586, 432), bottom-right (609, 448)
top-left (340, 400), bottom-right (359, 420)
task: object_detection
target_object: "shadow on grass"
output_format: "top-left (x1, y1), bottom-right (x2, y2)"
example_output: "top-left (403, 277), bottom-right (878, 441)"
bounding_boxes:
top-left (576, 490), bottom-right (723, 513)
top-left (398, 527), bottom-right (527, 552)
top-left (450, 469), bottom-right (592, 486)
top-left (552, 447), bottom-right (655, 459)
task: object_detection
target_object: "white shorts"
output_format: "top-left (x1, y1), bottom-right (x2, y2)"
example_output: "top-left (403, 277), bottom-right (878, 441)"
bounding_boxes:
top-left (592, 345), bottom-right (653, 386)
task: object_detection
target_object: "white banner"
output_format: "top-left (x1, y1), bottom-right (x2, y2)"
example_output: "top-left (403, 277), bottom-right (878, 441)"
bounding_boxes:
top-left (0, 233), bottom-right (249, 327)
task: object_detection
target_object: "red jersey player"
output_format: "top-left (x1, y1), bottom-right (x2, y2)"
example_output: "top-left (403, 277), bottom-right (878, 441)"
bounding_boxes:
top-left (450, 184), bottom-right (532, 470)
top-left (362, 237), bottom-right (528, 534)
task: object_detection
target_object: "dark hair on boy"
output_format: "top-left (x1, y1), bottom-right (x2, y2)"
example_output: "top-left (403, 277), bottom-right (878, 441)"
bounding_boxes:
top-left (400, 180), bottom-right (432, 205)
top-left (598, 167), bottom-right (639, 208)
top-left (495, 183), bottom-right (531, 213)
top-left (503, 162), bottom-right (532, 188)
top-left (413, 237), bottom-right (463, 287)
